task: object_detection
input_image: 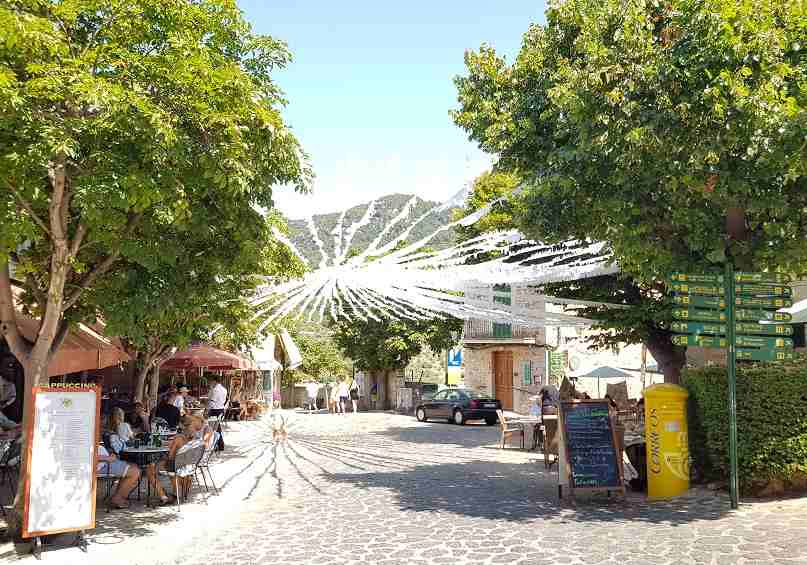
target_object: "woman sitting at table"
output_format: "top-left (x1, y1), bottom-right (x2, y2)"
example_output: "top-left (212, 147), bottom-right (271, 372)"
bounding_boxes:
top-left (97, 443), bottom-right (140, 509)
top-left (146, 415), bottom-right (203, 505)
top-left (110, 407), bottom-right (134, 443)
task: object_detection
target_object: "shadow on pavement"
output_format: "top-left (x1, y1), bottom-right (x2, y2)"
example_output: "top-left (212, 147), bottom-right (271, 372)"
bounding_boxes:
top-left (323, 458), bottom-right (732, 526)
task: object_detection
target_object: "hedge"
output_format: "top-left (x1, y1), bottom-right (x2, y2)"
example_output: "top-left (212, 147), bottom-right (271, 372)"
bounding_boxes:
top-left (682, 354), bottom-right (807, 493)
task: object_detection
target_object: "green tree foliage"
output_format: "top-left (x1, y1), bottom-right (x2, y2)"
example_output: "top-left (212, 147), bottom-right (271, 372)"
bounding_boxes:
top-left (281, 322), bottom-right (349, 388)
top-left (0, 0), bottom-right (310, 530)
top-left (94, 212), bottom-right (304, 403)
top-left (332, 315), bottom-right (462, 374)
top-left (452, 171), bottom-right (519, 241)
top-left (453, 0), bottom-right (806, 380)
top-left (683, 356), bottom-right (807, 494)
top-left (0, 0), bottom-right (311, 385)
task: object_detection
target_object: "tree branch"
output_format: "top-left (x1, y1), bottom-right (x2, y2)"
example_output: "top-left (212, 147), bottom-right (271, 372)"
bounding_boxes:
top-left (69, 224), bottom-right (88, 258)
top-left (62, 212), bottom-right (142, 312)
top-left (49, 320), bottom-right (70, 357)
top-left (0, 262), bottom-right (32, 363)
top-left (5, 180), bottom-right (51, 238)
top-left (24, 273), bottom-right (48, 310)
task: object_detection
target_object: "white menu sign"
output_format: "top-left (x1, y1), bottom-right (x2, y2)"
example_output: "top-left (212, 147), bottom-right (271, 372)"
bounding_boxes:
top-left (23, 387), bottom-right (99, 538)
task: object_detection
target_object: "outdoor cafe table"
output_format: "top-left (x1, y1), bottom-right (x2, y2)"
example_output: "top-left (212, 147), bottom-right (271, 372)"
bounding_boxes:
top-left (120, 446), bottom-right (169, 507)
top-left (507, 416), bottom-right (541, 450)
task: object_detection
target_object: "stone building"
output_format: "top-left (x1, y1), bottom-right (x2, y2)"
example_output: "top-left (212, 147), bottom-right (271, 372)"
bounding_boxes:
top-left (462, 283), bottom-right (547, 413)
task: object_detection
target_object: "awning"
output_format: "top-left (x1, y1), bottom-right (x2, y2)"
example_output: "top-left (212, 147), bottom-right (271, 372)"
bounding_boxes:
top-left (573, 366), bottom-right (636, 379)
top-left (163, 343), bottom-right (250, 371)
top-left (14, 317), bottom-right (128, 377)
top-left (279, 329), bottom-right (303, 370)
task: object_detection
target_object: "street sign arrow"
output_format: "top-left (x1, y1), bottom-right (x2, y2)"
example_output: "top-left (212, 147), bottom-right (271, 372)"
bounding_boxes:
top-left (672, 295), bottom-right (726, 308)
top-left (671, 335), bottom-right (727, 348)
top-left (734, 323), bottom-right (793, 336)
top-left (672, 308), bottom-right (726, 322)
top-left (671, 321), bottom-right (726, 335)
top-left (669, 272), bottom-right (725, 284)
top-left (736, 349), bottom-right (796, 362)
top-left (734, 272), bottom-right (793, 284)
top-left (735, 309), bottom-right (793, 322)
top-left (734, 296), bottom-right (793, 309)
top-left (735, 284), bottom-right (792, 297)
top-left (669, 283), bottom-right (724, 296)
top-left (735, 335), bottom-right (794, 349)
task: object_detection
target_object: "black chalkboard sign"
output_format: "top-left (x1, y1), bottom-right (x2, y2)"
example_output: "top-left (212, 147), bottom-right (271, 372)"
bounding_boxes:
top-left (561, 400), bottom-right (624, 493)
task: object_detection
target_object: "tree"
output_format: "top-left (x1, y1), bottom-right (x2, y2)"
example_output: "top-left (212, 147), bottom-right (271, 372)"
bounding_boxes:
top-left (453, 0), bottom-right (806, 381)
top-left (332, 315), bottom-right (462, 380)
top-left (282, 323), bottom-right (349, 389)
top-left (0, 0), bottom-right (310, 531)
top-left (95, 211), bottom-right (303, 407)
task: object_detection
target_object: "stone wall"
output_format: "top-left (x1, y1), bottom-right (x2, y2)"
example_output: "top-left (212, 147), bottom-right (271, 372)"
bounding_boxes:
top-left (464, 344), bottom-right (546, 414)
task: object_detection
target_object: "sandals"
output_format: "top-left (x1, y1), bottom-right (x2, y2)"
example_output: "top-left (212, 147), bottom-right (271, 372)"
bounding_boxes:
top-left (108, 500), bottom-right (130, 509)
top-left (158, 495), bottom-right (177, 506)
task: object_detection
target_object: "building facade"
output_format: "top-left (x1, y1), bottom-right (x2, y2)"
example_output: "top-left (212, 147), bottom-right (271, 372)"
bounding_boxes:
top-left (462, 283), bottom-right (547, 413)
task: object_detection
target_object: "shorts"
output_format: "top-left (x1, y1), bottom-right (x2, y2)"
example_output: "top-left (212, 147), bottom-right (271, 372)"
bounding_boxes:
top-left (339, 396), bottom-right (349, 403)
top-left (98, 460), bottom-right (129, 477)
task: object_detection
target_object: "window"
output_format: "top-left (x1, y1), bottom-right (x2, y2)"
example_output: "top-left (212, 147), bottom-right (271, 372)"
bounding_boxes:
top-left (492, 284), bottom-right (512, 337)
top-left (431, 391), bottom-right (448, 401)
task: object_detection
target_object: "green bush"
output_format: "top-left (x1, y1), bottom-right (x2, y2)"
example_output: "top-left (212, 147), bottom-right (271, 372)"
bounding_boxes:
top-left (682, 355), bottom-right (807, 493)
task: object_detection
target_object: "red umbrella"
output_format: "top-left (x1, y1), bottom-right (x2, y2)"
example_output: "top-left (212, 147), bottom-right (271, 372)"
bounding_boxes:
top-left (163, 344), bottom-right (247, 371)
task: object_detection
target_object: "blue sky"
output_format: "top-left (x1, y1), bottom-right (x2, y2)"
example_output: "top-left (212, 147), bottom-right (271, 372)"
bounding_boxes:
top-left (238, 1), bottom-right (546, 218)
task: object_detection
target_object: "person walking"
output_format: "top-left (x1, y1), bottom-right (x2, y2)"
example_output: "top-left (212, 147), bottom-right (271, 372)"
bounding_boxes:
top-left (305, 381), bottom-right (319, 414)
top-left (337, 379), bottom-right (349, 415)
top-left (349, 379), bottom-right (360, 414)
top-left (207, 375), bottom-right (228, 451)
top-left (329, 383), bottom-right (339, 414)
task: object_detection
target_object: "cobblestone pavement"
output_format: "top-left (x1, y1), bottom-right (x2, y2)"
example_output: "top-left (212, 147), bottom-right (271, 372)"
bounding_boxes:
top-left (153, 411), bottom-right (807, 565)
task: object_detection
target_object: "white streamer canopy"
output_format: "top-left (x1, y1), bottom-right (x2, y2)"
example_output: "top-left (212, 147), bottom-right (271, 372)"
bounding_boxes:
top-left (256, 193), bottom-right (617, 328)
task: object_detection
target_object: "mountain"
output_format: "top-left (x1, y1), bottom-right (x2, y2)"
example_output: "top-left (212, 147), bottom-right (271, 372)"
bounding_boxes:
top-left (285, 193), bottom-right (463, 269)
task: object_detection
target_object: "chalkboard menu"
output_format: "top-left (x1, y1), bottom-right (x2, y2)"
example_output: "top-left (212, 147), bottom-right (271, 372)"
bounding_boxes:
top-left (560, 400), bottom-right (623, 492)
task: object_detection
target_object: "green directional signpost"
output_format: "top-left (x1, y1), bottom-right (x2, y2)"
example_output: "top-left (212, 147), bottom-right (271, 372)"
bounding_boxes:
top-left (667, 270), bottom-right (793, 509)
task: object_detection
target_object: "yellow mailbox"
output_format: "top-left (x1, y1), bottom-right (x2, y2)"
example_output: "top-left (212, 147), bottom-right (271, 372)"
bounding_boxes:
top-left (644, 383), bottom-right (690, 499)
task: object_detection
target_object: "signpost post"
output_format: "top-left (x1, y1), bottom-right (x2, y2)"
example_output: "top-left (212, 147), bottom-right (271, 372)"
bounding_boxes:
top-left (668, 269), bottom-right (793, 510)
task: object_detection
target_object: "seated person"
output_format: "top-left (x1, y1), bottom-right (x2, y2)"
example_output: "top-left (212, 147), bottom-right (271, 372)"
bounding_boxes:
top-left (154, 392), bottom-right (181, 429)
top-left (97, 444), bottom-right (140, 509)
top-left (129, 402), bottom-right (150, 432)
top-left (110, 407), bottom-right (134, 443)
top-left (0, 411), bottom-right (21, 438)
top-left (146, 415), bottom-right (203, 505)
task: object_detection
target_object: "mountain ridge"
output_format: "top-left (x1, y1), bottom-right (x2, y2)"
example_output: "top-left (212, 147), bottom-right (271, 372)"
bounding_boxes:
top-left (286, 193), bottom-right (463, 268)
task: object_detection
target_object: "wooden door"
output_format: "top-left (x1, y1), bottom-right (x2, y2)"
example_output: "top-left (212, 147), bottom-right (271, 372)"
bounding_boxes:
top-left (493, 351), bottom-right (514, 410)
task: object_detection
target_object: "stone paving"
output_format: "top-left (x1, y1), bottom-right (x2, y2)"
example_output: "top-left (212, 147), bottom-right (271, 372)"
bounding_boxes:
top-left (4, 411), bottom-right (807, 564)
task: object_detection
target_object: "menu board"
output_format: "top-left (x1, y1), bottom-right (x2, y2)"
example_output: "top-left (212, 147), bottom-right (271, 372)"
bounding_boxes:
top-left (561, 400), bottom-right (623, 492)
top-left (22, 386), bottom-right (100, 538)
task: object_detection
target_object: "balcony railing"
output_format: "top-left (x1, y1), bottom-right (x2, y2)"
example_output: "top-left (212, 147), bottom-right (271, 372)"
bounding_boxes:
top-left (463, 319), bottom-right (541, 341)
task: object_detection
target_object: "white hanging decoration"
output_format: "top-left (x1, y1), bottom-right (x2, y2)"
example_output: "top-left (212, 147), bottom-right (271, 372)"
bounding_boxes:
top-left (255, 191), bottom-right (618, 328)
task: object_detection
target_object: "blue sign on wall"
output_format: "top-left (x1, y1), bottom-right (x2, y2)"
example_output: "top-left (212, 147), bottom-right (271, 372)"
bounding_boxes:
top-left (447, 348), bottom-right (462, 367)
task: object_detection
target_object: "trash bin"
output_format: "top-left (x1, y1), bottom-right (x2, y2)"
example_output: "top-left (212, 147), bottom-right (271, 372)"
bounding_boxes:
top-left (644, 383), bottom-right (690, 499)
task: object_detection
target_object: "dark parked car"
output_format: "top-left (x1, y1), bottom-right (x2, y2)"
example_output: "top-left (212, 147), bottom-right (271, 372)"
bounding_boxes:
top-left (415, 388), bottom-right (501, 425)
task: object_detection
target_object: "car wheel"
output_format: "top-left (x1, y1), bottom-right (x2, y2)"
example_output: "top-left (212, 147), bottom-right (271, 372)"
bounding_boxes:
top-left (416, 407), bottom-right (427, 422)
top-left (485, 417), bottom-right (497, 426)
top-left (453, 409), bottom-right (465, 425)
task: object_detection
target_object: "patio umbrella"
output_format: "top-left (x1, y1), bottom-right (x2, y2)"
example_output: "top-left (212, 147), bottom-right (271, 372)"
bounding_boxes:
top-left (162, 344), bottom-right (247, 371)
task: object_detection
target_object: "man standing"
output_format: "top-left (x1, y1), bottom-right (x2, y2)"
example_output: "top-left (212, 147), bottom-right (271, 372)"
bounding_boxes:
top-left (207, 375), bottom-right (227, 451)
top-left (173, 385), bottom-right (189, 415)
top-left (305, 381), bottom-right (319, 414)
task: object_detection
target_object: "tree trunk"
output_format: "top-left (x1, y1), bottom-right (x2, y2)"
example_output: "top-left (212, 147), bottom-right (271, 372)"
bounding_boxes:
top-left (133, 353), bottom-right (151, 404)
top-left (148, 365), bottom-right (160, 411)
top-left (645, 330), bottom-right (687, 385)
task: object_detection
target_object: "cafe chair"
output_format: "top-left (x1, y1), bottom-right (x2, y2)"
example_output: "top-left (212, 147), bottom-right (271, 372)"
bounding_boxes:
top-left (496, 410), bottom-right (524, 449)
top-left (159, 440), bottom-right (205, 511)
top-left (96, 461), bottom-right (124, 513)
top-left (194, 432), bottom-right (220, 495)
